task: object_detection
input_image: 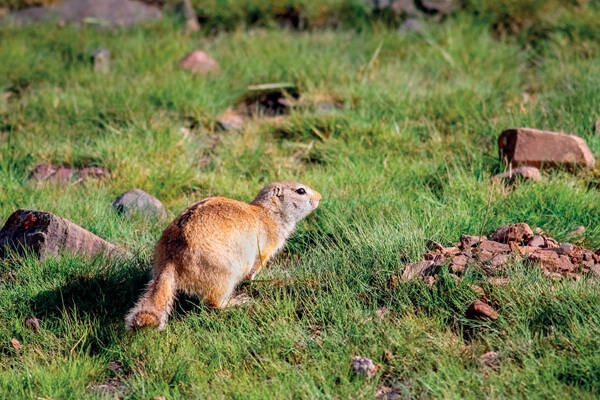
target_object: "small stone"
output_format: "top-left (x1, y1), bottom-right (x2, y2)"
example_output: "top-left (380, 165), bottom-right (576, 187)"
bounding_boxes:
top-left (375, 307), bottom-right (389, 321)
top-left (466, 300), bottom-right (498, 321)
top-left (479, 351), bottom-right (500, 369)
top-left (11, 338), bottom-right (22, 352)
top-left (216, 109), bottom-right (245, 131)
top-left (423, 275), bottom-right (436, 287)
top-left (112, 189), bottom-right (166, 218)
top-left (474, 240), bottom-right (510, 263)
top-left (592, 264), bottom-right (600, 276)
top-left (401, 260), bottom-right (435, 281)
top-left (498, 127), bottom-right (595, 169)
top-left (459, 235), bottom-right (486, 249)
top-left (450, 254), bottom-right (468, 274)
top-left (441, 246), bottom-right (460, 257)
top-left (29, 164), bottom-right (107, 184)
top-left (25, 317), bottom-right (40, 333)
top-left (179, 50), bottom-right (219, 75)
top-left (529, 249), bottom-right (574, 275)
top-left (559, 243), bottom-right (574, 253)
top-left (351, 356), bottom-right (379, 378)
top-left (490, 223), bottom-right (533, 244)
top-left (92, 47), bottom-right (110, 73)
top-left (487, 277), bottom-right (509, 285)
top-left (527, 236), bottom-right (545, 247)
top-left (108, 361), bottom-right (123, 374)
top-left (491, 166), bottom-right (541, 184)
top-left (488, 253), bottom-right (510, 269)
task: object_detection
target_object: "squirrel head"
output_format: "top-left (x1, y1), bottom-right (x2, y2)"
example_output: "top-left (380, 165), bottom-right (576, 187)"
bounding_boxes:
top-left (252, 181), bottom-right (321, 225)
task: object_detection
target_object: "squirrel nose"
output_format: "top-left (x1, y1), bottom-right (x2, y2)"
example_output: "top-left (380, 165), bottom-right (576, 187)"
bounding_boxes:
top-left (312, 190), bottom-right (322, 202)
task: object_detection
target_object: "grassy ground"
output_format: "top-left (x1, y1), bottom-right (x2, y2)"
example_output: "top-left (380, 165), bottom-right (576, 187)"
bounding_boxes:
top-left (1, 10), bottom-right (600, 399)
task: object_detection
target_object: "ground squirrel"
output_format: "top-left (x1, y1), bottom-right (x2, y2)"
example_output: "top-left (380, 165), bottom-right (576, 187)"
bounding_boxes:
top-left (126, 181), bottom-right (321, 330)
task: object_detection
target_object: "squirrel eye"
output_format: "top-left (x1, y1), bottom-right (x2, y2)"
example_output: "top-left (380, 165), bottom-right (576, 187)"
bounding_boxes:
top-left (295, 188), bottom-right (306, 195)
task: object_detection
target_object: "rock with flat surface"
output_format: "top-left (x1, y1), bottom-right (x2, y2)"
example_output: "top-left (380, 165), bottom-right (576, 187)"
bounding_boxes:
top-left (498, 128), bottom-right (595, 169)
top-left (179, 50), bottom-right (219, 75)
top-left (216, 109), bottom-right (245, 131)
top-left (0, 209), bottom-right (128, 260)
top-left (466, 300), bottom-right (498, 321)
top-left (113, 189), bottom-right (166, 218)
top-left (351, 356), bottom-right (379, 378)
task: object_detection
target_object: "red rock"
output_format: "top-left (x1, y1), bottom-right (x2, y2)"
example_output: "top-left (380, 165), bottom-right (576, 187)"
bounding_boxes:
top-left (0, 209), bottom-right (129, 260)
top-left (498, 127), bottom-right (595, 169)
top-left (488, 253), bottom-right (510, 269)
top-left (490, 223), bottom-right (533, 244)
top-left (351, 356), bottom-right (379, 378)
top-left (450, 254), bottom-right (468, 274)
top-left (479, 351), bottom-right (500, 369)
top-left (474, 240), bottom-right (511, 262)
top-left (25, 318), bottom-right (40, 333)
top-left (11, 338), bottom-right (22, 352)
top-left (216, 109), bottom-right (245, 131)
top-left (401, 260), bottom-right (435, 281)
top-left (527, 236), bottom-right (545, 247)
top-left (466, 300), bottom-right (498, 321)
top-left (492, 166), bottom-right (541, 183)
top-left (178, 50), bottom-right (219, 75)
top-left (528, 249), bottom-right (574, 275)
top-left (30, 164), bottom-right (107, 184)
top-left (459, 234), bottom-right (486, 249)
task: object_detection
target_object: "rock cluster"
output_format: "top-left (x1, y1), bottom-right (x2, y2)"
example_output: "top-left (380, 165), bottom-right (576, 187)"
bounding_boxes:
top-left (407, 223), bottom-right (599, 282)
top-left (30, 164), bottom-right (108, 184)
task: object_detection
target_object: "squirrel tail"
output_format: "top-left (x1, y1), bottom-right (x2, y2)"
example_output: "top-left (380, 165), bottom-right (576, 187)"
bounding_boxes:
top-left (126, 262), bottom-right (177, 330)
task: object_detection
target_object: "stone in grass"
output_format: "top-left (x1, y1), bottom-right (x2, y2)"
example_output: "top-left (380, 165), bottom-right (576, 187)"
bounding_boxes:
top-left (351, 356), bottom-right (380, 378)
top-left (112, 189), bottom-right (166, 219)
top-left (178, 50), bottom-right (219, 75)
top-left (490, 223), bottom-right (533, 244)
top-left (498, 127), bottom-right (595, 169)
top-left (466, 300), bottom-right (498, 321)
top-left (29, 164), bottom-right (108, 184)
top-left (25, 317), bottom-right (40, 333)
top-left (401, 260), bottom-right (435, 281)
top-left (0, 209), bottom-right (129, 260)
top-left (92, 47), bottom-right (110, 73)
top-left (216, 109), bottom-right (245, 131)
top-left (11, 338), bottom-right (22, 352)
top-left (491, 166), bottom-right (541, 184)
top-left (479, 351), bottom-right (500, 369)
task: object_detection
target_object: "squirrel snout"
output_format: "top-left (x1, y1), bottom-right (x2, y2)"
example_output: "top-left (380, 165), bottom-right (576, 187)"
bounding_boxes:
top-left (311, 190), bottom-right (322, 203)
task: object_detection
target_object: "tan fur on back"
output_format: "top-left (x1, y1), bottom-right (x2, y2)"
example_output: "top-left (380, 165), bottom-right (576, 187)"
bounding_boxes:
top-left (126, 182), bottom-right (321, 330)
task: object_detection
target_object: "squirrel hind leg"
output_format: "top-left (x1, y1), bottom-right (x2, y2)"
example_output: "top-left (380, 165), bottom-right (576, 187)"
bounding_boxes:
top-left (125, 262), bottom-right (178, 330)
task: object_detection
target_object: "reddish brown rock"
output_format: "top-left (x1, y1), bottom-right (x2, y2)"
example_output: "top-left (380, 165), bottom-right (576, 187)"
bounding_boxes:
top-left (450, 254), bottom-right (468, 274)
top-left (474, 240), bottom-right (510, 262)
top-left (0, 209), bottom-right (129, 260)
top-left (11, 338), bottom-right (22, 352)
top-left (527, 236), bottom-right (545, 247)
top-left (459, 235), bottom-right (487, 250)
top-left (468, 284), bottom-right (485, 297)
top-left (498, 128), bottom-right (595, 169)
top-left (25, 318), bottom-right (40, 333)
top-left (216, 109), bottom-right (245, 131)
top-left (479, 351), bottom-right (500, 369)
top-left (490, 223), bottom-right (533, 244)
top-left (178, 50), bottom-right (219, 75)
top-left (487, 253), bottom-right (510, 270)
top-left (351, 356), bottom-right (379, 378)
top-left (401, 260), bottom-right (435, 281)
top-left (492, 166), bottom-right (541, 183)
top-left (528, 249), bottom-right (574, 275)
top-left (466, 300), bottom-right (498, 321)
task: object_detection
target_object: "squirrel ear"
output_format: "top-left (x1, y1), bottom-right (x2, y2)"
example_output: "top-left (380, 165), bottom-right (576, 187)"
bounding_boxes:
top-left (272, 186), bottom-right (284, 201)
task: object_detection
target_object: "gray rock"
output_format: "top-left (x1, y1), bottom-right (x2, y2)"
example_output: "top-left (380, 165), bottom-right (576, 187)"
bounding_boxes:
top-left (6, 0), bottom-right (162, 27)
top-left (527, 235), bottom-right (545, 247)
top-left (559, 242), bottom-right (574, 252)
top-left (400, 17), bottom-right (422, 33)
top-left (491, 166), bottom-right (541, 184)
top-left (92, 47), bottom-right (110, 73)
top-left (0, 209), bottom-right (128, 260)
top-left (179, 50), bottom-right (219, 75)
top-left (113, 189), bottom-right (166, 218)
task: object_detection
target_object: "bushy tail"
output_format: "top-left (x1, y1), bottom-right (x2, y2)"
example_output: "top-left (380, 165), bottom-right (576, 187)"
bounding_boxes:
top-left (125, 262), bottom-right (177, 330)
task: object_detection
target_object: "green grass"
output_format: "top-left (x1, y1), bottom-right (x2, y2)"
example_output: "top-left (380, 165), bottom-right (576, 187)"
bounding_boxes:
top-left (2, 10), bottom-right (600, 399)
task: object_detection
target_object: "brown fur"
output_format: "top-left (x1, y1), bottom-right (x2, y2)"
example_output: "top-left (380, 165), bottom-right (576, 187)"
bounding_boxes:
top-left (126, 181), bottom-right (321, 330)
